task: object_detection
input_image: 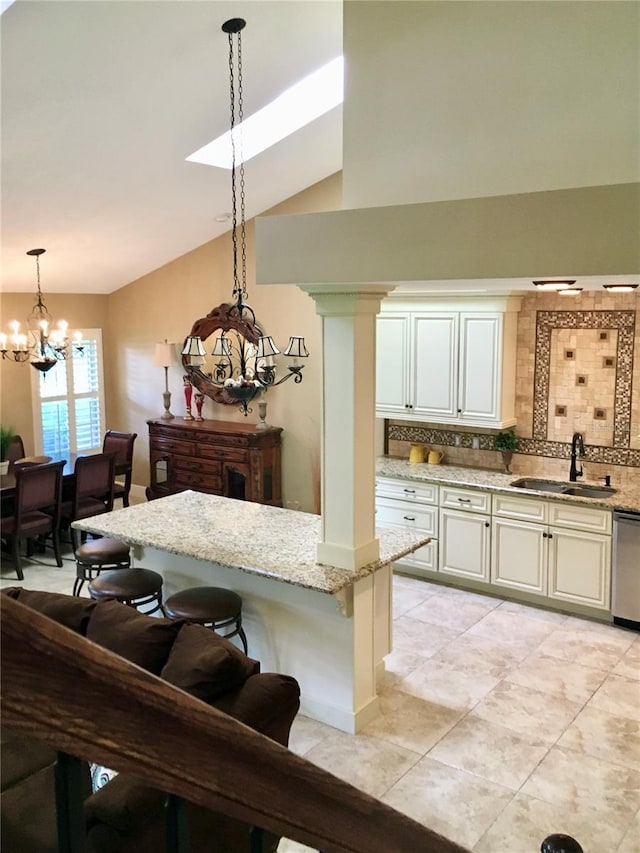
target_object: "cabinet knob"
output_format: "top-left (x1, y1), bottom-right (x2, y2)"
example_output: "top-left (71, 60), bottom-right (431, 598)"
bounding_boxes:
top-left (457, 408), bottom-right (462, 413)
top-left (485, 521), bottom-right (490, 528)
top-left (548, 533), bottom-right (553, 539)
top-left (543, 532), bottom-right (548, 538)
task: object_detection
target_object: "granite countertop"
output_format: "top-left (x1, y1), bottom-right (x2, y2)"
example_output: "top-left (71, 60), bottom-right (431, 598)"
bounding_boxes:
top-left (376, 458), bottom-right (640, 513)
top-left (73, 490), bottom-right (430, 596)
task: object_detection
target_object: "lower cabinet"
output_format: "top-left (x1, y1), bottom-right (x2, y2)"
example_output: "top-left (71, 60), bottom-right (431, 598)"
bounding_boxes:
top-left (376, 475), bottom-right (613, 614)
top-left (375, 478), bottom-right (438, 575)
top-left (438, 486), bottom-right (491, 582)
top-left (492, 494), bottom-right (611, 610)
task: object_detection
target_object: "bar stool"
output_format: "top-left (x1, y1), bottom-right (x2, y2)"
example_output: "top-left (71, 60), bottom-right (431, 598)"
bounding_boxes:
top-left (73, 537), bottom-right (131, 596)
top-left (164, 586), bottom-right (248, 654)
top-left (88, 567), bottom-right (165, 616)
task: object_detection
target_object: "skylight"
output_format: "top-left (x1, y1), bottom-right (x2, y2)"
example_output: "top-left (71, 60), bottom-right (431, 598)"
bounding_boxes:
top-left (186, 55), bottom-right (344, 169)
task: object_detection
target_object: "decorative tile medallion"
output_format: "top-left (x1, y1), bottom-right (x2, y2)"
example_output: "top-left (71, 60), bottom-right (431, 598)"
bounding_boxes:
top-left (533, 310), bottom-right (636, 448)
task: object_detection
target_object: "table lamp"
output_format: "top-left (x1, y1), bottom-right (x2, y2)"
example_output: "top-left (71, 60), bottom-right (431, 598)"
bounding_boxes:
top-left (154, 340), bottom-right (175, 420)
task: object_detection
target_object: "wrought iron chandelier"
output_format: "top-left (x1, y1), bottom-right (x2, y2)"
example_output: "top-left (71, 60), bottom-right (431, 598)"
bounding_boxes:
top-left (0, 248), bottom-right (83, 373)
top-left (182, 17), bottom-right (309, 415)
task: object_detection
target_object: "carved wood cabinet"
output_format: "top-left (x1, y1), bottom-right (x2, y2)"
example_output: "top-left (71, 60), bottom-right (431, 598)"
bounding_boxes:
top-left (146, 419), bottom-right (282, 506)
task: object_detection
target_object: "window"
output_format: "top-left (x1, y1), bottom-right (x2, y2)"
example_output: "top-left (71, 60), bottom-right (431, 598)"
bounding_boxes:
top-left (31, 330), bottom-right (106, 460)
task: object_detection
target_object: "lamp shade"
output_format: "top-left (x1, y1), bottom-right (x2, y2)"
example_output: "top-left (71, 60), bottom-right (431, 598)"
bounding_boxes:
top-left (212, 336), bottom-right (233, 357)
top-left (284, 336), bottom-right (309, 358)
top-left (256, 336), bottom-right (280, 358)
top-left (182, 336), bottom-right (207, 358)
top-left (154, 341), bottom-right (174, 368)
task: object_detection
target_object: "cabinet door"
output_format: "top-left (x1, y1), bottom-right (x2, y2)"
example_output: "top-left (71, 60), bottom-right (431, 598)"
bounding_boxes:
top-left (458, 313), bottom-right (501, 422)
top-left (376, 314), bottom-right (410, 415)
top-left (411, 314), bottom-right (458, 419)
top-left (439, 508), bottom-right (490, 581)
top-left (491, 518), bottom-right (547, 594)
top-left (548, 527), bottom-right (611, 610)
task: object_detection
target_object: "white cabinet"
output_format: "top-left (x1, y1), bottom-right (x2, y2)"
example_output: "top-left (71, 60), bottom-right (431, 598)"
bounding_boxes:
top-left (376, 298), bottom-right (520, 428)
top-left (375, 477), bottom-right (438, 575)
top-left (439, 486), bottom-right (491, 582)
top-left (491, 494), bottom-right (612, 610)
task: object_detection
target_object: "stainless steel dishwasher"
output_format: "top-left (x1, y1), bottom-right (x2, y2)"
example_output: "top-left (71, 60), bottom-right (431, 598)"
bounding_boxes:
top-left (612, 510), bottom-right (640, 631)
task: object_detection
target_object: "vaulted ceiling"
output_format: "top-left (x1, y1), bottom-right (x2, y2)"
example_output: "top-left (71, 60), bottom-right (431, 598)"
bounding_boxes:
top-left (1, 0), bottom-right (342, 294)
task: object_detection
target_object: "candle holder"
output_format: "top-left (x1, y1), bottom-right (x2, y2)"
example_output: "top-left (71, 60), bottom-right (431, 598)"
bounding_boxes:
top-left (183, 376), bottom-right (194, 421)
top-left (194, 393), bottom-right (205, 422)
top-left (257, 393), bottom-right (269, 430)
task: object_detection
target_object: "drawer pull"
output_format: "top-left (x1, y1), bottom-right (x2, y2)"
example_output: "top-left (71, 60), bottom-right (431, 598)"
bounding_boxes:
top-left (457, 498), bottom-right (472, 503)
top-left (403, 488), bottom-right (416, 494)
top-left (403, 515), bottom-right (416, 522)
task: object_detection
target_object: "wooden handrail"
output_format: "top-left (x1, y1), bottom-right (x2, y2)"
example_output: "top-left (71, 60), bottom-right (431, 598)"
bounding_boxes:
top-left (1, 595), bottom-right (469, 853)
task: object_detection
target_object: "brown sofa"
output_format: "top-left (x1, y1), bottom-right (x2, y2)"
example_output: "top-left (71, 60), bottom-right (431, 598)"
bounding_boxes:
top-left (1, 587), bottom-right (301, 853)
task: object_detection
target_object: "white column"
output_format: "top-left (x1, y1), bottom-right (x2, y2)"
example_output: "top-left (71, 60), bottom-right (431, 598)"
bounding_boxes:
top-left (301, 285), bottom-right (395, 570)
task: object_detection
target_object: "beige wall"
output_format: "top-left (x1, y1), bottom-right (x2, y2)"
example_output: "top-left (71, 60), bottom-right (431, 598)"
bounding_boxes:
top-left (0, 294), bottom-right (110, 453)
top-left (0, 174), bottom-right (341, 510)
top-left (106, 172), bottom-right (342, 511)
top-left (343, 1), bottom-right (639, 208)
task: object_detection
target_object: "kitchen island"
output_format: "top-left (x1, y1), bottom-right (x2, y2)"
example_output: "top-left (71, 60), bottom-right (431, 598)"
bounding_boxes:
top-left (74, 490), bottom-right (430, 733)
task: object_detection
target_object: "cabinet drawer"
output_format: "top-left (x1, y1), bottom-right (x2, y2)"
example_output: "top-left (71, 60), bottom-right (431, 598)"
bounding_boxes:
top-left (376, 499), bottom-right (438, 537)
top-left (376, 477), bottom-right (437, 504)
top-left (151, 437), bottom-right (194, 456)
top-left (548, 502), bottom-right (612, 535)
top-left (174, 470), bottom-right (223, 492)
top-left (440, 486), bottom-right (490, 514)
top-left (492, 493), bottom-right (547, 523)
top-left (197, 444), bottom-right (248, 464)
top-left (173, 457), bottom-right (222, 477)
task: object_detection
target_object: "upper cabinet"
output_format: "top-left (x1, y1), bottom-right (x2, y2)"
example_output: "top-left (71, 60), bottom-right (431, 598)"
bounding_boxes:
top-left (376, 296), bottom-right (521, 428)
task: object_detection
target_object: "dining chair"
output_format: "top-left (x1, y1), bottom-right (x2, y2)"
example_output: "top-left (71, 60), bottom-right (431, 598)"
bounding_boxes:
top-left (60, 452), bottom-right (116, 550)
top-left (6, 435), bottom-right (26, 470)
top-left (102, 430), bottom-right (137, 507)
top-left (0, 460), bottom-right (65, 580)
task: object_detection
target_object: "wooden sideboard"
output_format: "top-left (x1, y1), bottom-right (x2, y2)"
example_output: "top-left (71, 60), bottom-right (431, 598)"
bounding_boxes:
top-left (146, 419), bottom-right (282, 506)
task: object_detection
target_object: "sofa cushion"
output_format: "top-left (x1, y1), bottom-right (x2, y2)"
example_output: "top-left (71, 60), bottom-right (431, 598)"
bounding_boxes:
top-left (2, 587), bottom-right (97, 635)
top-left (86, 600), bottom-right (183, 675)
top-left (160, 623), bottom-right (259, 703)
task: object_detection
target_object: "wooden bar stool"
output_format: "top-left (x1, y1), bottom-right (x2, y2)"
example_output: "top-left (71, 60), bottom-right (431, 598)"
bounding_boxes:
top-left (88, 568), bottom-right (165, 616)
top-left (164, 586), bottom-right (248, 653)
top-left (73, 537), bottom-right (131, 596)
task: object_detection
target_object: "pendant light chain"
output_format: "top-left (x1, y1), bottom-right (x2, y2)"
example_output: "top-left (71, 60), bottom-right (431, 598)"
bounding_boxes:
top-left (227, 25), bottom-right (247, 304)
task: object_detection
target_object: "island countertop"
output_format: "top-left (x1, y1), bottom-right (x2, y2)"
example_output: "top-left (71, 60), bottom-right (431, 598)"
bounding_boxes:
top-left (73, 490), bottom-right (430, 596)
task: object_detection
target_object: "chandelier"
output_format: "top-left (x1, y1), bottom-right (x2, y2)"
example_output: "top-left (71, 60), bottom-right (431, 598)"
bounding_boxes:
top-left (182, 18), bottom-right (309, 415)
top-left (0, 248), bottom-right (83, 373)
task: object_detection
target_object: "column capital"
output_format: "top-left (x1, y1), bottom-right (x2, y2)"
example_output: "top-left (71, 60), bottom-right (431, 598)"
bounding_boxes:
top-left (300, 284), bottom-right (396, 317)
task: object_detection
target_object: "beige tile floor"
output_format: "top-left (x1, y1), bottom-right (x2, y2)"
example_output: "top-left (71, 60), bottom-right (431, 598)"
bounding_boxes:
top-left (2, 551), bottom-right (639, 853)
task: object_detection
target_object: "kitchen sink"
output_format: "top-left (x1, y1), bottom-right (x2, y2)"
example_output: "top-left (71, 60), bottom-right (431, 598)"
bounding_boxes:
top-left (561, 485), bottom-right (617, 498)
top-left (511, 478), bottom-right (617, 498)
top-left (510, 479), bottom-right (570, 493)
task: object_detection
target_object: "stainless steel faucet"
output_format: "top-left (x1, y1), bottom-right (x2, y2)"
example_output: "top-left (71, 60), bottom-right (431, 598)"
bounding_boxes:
top-left (569, 432), bottom-right (585, 481)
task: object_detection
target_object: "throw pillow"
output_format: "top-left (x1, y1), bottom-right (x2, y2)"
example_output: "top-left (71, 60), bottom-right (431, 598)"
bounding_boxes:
top-left (86, 600), bottom-right (183, 674)
top-left (2, 588), bottom-right (97, 635)
top-left (160, 623), bottom-right (259, 704)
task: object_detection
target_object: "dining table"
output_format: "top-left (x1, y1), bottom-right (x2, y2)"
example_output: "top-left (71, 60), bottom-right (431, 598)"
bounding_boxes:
top-left (0, 455), bottom-right (76, 499)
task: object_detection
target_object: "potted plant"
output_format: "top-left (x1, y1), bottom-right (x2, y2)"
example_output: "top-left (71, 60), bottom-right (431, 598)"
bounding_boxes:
top-left (0, 425), bottom-right (16, 475)
top-left (494, 429), bottom-right (519, 473)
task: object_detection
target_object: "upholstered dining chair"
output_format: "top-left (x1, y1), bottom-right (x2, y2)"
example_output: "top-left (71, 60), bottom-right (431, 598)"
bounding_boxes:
top-left (6, 435), bottom-right (26, 470)
top-left (0, 459), bottom-right (65, 580)
top-left (102, 430), bottom-right (137, 507)
top-left (60, 452), bottom-right (116, 550)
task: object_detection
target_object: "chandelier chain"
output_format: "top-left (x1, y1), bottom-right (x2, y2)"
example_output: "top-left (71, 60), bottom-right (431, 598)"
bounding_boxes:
top-left (227, 26), bottom-right (247, 303)
top-left (237, 29), bottom-right (247, 302)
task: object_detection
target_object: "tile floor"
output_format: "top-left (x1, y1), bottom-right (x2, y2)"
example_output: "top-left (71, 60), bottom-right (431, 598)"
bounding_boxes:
top-left (2, 552), bottom-right (639, 853)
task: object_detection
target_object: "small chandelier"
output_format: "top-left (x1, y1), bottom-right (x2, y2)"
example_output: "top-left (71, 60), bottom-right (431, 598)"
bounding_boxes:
top-left (182, 18), bottom-right (309, 415)
top-left (0, 248), bottom-right (83, 373)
